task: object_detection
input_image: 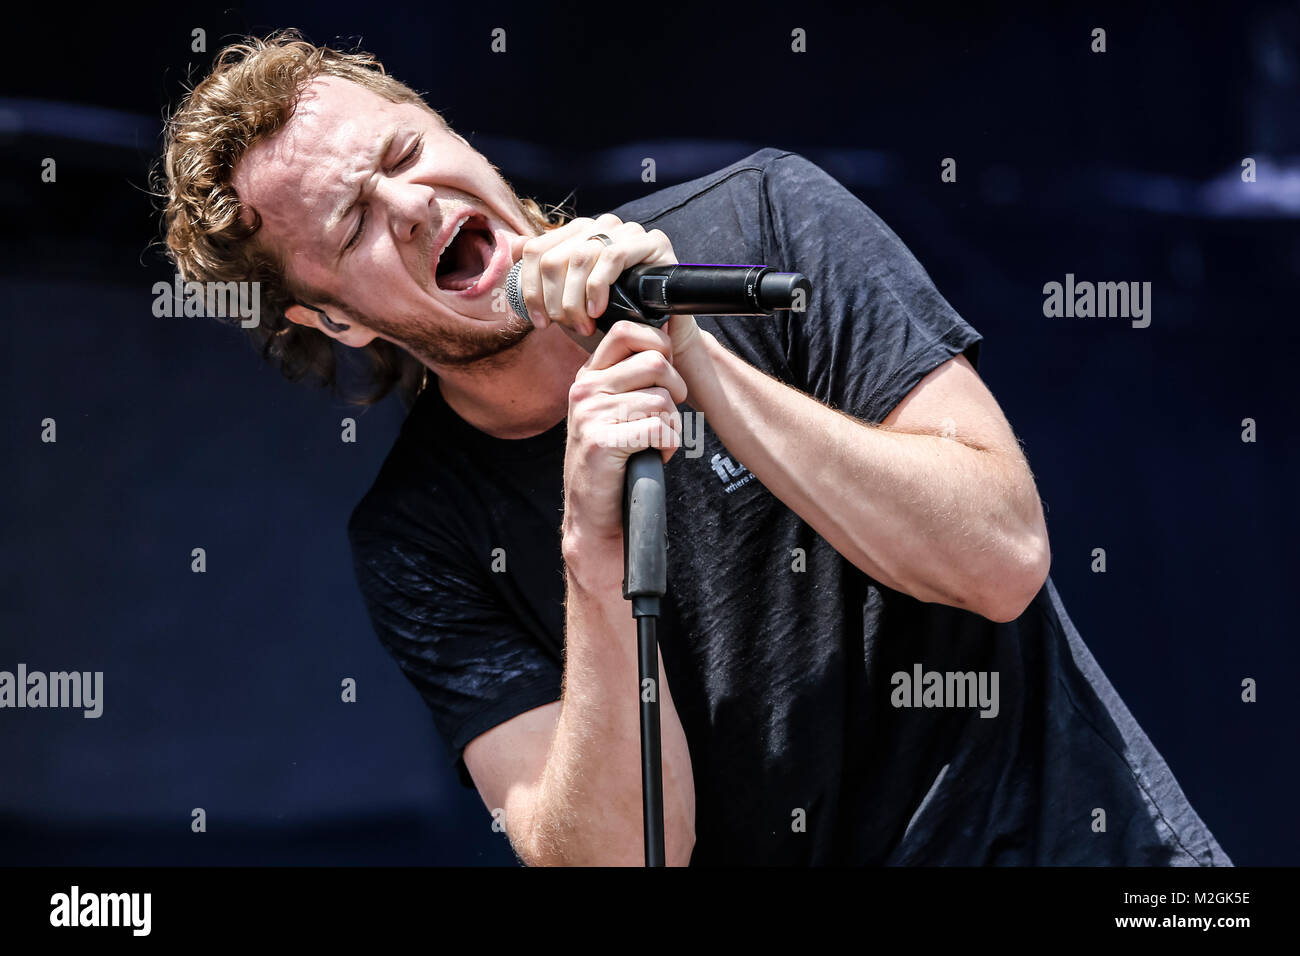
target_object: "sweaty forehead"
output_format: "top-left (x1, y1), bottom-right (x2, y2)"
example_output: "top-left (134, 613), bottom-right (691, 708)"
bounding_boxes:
top-left (233, 77), bottom-right (403, 265)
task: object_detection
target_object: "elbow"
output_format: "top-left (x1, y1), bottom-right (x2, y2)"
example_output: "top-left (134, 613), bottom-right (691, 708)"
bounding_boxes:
top-left (514, 809), bottom-right (695, 867)
top-left (520, 835), bottom-right (694, 869)
top-left (511, 821), bottom-right (547, 868)
top-left (977, 529), bottom-right (1051, 624)
top-left (669, 821), bottom-right (697, 868)
top-left (511, 800), bottom-right (561, 867)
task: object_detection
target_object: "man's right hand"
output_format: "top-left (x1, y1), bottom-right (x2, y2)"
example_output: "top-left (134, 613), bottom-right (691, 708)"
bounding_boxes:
top-left (561, 320), bottom-right (686, 553)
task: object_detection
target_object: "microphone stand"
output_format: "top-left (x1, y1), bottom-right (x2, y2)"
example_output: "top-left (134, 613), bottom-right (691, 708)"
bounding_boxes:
top-left (622, 448), bottom-right (668, 867)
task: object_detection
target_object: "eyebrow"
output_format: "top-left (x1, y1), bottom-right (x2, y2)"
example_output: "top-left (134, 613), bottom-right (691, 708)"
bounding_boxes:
top-left (326, 127), bottom-right (401, 246)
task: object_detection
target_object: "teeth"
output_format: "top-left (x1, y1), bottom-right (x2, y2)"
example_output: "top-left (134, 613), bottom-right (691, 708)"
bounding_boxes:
top-left (438, 216), bottom-right (467, 259)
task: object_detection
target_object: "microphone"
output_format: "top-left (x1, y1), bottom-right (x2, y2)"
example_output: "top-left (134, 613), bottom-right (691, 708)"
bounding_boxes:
top-left (506, 261), bottom-right (811, 333)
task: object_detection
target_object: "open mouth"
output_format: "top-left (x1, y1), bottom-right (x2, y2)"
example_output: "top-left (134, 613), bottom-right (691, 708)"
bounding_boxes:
top-left (434, 213), bottom-right (497, 292)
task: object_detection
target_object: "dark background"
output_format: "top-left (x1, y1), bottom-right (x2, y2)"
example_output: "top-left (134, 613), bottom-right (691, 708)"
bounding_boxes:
top-left (1, 1), bottom-right (1294, 865)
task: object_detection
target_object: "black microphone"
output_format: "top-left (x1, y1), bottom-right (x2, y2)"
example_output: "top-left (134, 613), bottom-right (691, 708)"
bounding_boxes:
top-left (506, 261), bottom-right (811, 333)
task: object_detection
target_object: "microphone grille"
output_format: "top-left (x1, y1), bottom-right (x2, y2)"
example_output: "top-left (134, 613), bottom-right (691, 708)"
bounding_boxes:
top-left (505, 261), bottom-right (531, 325)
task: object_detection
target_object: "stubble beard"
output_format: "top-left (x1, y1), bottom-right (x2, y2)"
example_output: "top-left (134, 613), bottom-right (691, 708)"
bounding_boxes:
top-left (393, 308), bottom-right (533, 371)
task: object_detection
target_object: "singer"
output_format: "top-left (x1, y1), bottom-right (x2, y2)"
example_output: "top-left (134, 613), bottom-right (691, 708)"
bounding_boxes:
top-left (157, 31), bottom-right (1231, 866)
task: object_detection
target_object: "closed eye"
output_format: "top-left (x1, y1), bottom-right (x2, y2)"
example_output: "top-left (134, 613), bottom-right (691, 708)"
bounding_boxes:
top-left (344, 135), bottom-right (423, 253)
top-left (345, 209), bottom-right (367, 251)
top-left (393, 134), bottom-right (423, 172)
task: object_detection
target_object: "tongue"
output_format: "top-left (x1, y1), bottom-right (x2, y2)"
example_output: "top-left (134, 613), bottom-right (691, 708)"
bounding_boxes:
top-left (437, 228), bottom-right (494, 291)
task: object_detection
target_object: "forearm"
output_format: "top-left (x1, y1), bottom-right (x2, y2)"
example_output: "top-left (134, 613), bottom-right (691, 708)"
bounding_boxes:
top-left (676, 330), bottom-right (1047, 621)
top-left (523, 534), bottom-right (695, 866)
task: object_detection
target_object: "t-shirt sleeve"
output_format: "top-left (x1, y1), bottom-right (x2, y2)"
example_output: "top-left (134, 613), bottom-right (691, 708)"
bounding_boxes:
top-left (348, 518), bottom-right (562, 790)
top-left (761, 151), bottom-right (984, 423)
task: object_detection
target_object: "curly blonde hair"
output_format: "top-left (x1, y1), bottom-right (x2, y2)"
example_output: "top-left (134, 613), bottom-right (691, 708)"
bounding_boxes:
top-left (155, 29), bottom-right (567, 409)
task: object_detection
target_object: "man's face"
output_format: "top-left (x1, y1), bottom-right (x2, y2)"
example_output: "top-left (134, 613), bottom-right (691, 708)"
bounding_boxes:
top-left (232, 75), bottom-right (536, 367)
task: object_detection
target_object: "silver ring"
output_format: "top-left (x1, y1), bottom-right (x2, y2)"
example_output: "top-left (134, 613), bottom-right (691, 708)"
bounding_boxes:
top-left (586, 233), bottom-right (614, 246)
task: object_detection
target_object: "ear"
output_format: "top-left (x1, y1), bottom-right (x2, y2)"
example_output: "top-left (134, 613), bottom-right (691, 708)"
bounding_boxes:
top-left (284, 302), bottom-right (377, 349)
top-left (285, 302), bottom-right (323, 330)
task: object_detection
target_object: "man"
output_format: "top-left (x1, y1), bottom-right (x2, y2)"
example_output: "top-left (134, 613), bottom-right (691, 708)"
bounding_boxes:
top-left (159, 31), bottom-right (1231, 867)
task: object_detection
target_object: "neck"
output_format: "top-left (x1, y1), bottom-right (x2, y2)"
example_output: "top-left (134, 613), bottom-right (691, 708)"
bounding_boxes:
top-left (431, 324), bottom-right (590, 439)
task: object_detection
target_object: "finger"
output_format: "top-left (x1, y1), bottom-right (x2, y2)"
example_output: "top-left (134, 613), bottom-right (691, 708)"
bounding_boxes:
top-left (584, 387), bottom-right (680, 425)
top-left (517, 217), bottom-right (593, 328)
top-left (524, 214), bottom-right (627, 328)
top-left (594, 415), bottom-right (683, 463)
top-left (543, 216), bottom-right (632, 331)
top-left (532, 212), bottom-right (623, 252)
top-left (583, 348), bottom-right (688, 406)
top-left (549, 240), bottom-right (604, 335)
top-left (579, 230), bottom-right (654, 323)
top-left (571, 220), bottom-right (649, 329)
top-left (583, 319), bottom-right (674, 372)
top-left (510, 231), bottom-right (547, 327)
top-left (584, 227), bottom-right (674, 321)
top-left (507, 232), bottom-right (531, 264)
top-left (521, 213), bottom-right (621, 258)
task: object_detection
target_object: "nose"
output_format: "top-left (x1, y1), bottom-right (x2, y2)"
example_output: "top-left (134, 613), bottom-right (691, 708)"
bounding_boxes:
top-left (378, 178), bottom-right (433, 244)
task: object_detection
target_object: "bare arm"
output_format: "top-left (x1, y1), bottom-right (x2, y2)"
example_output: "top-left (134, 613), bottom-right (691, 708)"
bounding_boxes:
top-left (519, 211), bottom-right (1049, 623)
top-left (465, 554), bottom-right (695, 867)
top-left (518, 324), bottom-right (698, 864)
top-left (465, 433), bottom-right (696, 867)
top-left (526, 538), bottom-right (695, 865)
top-left (673, 331), bottom-right (1051, 622)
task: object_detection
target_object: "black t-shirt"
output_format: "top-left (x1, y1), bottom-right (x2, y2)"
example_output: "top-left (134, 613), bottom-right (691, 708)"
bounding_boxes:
top-left (347, 148), bottom-right (1231, 866)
